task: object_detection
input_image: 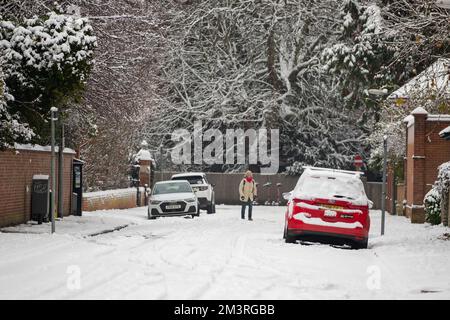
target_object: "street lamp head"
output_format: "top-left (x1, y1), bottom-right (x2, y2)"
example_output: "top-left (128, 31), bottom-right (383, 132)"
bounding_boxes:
top-left (50, 107), bottom-right (58, 113)
top-left (367, 88), bottom-right (388, 97)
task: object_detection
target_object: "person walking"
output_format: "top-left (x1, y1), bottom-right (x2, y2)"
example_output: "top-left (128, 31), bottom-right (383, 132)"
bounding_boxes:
top-left (239, 170), bottom-right (257, 221)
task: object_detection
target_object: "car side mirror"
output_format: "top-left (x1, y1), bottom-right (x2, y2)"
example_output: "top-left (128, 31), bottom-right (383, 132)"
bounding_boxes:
top-left (211, 183), bottom-right (216, 187)
top-left (282, 191), bottom-right (292, 200)
top-left (368, 200), bottom-right (373, 209)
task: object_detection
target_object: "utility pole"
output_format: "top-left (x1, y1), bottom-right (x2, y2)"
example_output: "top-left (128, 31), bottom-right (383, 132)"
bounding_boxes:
top-left (58, 117), bottom-right (64, 219)
top-left (159, 145), bottom-right (164, 181)
top-left (381, 135), bottom-right (387, 236)
top-left (50, 107), bottom-right (58, 234)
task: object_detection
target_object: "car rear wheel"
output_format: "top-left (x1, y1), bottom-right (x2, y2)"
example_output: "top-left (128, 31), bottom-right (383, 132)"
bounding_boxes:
top-left (352, 238), bottom-right (368, 249)
top-left (284, 223), bottom-right (296, 243)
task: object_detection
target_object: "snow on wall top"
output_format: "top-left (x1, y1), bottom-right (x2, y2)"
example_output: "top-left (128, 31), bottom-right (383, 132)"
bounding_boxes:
top-left (32, 174), bottom-right (49, 180)
top-left (84, 187), bottom-right (145, 199)
top-left (388, 58), bottom-right (450, 100)
top-left (14, 143), bottom-right (76, 154)
top-left (403, 115), bottom-right (414, 127)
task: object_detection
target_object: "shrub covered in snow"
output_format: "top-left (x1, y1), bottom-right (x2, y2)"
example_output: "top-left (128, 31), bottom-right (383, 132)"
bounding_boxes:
top-left (0, 7), bottom-right (96, 148)
top-left (0, 62), bottom-right (34, 148)
top-left (424, 187), bottom-right (441, 225)
top-left (435, 161), bottom-right (450, 196)
top-left (428, 161), bottom-right (450, 226)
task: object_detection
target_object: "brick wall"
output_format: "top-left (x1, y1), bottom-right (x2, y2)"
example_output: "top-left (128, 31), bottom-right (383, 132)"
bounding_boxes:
top-left (404, 111), bottom-right (450, 223)
top-left (82, 188), bottom-right (146, 211)
top-left (0, 146), bottom-right (75, 227)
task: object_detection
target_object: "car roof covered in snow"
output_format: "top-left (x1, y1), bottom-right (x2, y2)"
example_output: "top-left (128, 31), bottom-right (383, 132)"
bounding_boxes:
top-left (155, 180), bottom-right (190, 185)
top-left (171, 172), bottom-right (206, 178)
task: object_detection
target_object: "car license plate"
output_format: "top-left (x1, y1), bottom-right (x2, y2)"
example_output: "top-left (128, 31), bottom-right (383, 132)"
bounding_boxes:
top-left (324, 210), bottom-right (337, 217)
top-left (166, 204), bottom-right (181, 210)
top-left (322, 204), bottom-right (343, 210)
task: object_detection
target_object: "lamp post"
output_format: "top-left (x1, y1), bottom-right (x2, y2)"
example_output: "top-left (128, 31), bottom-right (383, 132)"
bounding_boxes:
top-left (366, 88), bottom-right (389, 236)
top-left (381, 135), bottom-right (387, 236)
top-left (159, 145), bottom-right (164, 181)
top-left (50, 107), bottom-right (58, 234)
top-left (58, 115), bottom-right (64, 219)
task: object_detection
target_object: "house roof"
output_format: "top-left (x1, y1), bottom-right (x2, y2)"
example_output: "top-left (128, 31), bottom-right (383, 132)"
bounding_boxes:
top-left (388, 58), bottom-right (450, 100)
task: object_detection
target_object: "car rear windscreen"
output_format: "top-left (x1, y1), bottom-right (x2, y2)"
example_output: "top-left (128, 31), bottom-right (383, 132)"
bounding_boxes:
top-left (297, 175), bottom-right (366, 201)
top-left (153, 182), bottom-right (192, 195)
top-left (172, 176), bottom-right (204, 185)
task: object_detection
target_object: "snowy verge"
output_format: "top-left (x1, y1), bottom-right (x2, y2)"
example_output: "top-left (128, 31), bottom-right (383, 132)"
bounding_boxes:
top-left (0, 212), bottom-right (134, 237)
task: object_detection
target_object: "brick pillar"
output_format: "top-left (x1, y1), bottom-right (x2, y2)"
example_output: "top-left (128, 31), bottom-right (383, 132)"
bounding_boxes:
top-left (409, 109), bottom-right (427, 223)
top-left (138, 159), bottom-right (151, 188)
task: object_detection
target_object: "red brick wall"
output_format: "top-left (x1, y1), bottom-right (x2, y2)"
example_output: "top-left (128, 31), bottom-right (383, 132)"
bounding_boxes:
top-left (405, 114), bottom-right (450, 223)
top-left (0, 147), bottom-right (74, 227)
top-left (424, 121), bottom-right (450, 190)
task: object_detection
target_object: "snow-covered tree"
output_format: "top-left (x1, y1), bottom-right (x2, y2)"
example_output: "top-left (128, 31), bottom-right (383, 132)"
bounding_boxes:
top-left (0, 60), bottom-right (34, 149)
top-left (0, 6), bottom-right (97, 145)
top-left (146, 0), bottom-right (369, 174)
top-left (322, 0), bottom-right (394, 116)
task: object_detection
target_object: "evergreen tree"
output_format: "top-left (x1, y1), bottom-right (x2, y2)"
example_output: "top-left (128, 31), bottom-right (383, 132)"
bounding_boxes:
top-left (0, 7), bottom-right (96, 147)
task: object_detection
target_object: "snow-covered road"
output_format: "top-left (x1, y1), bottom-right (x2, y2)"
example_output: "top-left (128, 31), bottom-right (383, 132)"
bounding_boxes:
top-left (0, 205), bottom-right (449, 299)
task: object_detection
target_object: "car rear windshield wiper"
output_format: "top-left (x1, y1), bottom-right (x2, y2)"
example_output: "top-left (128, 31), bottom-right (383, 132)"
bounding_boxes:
top-left (333, 194), bottom-right (355, 200)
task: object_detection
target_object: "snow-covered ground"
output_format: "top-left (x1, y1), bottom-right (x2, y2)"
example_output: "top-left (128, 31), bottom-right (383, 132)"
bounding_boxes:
top-left (0, 205), bottom-right (449, 299)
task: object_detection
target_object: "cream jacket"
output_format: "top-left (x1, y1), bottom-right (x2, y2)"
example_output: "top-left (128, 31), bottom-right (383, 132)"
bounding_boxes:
top-left (239, 178), bottom-right (257, 202)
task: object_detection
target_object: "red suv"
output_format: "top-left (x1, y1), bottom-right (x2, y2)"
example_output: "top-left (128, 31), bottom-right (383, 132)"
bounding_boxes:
top-left (283, 167), bottom-right (371, 249)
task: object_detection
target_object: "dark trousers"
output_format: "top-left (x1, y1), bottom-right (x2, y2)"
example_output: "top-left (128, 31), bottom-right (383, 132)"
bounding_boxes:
top-left (241, 200), bottom-right (252, 219)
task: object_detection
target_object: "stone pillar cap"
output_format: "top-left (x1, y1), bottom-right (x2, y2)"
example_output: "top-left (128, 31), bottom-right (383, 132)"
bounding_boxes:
top-left (411, 107), bottom-right (428, 115)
